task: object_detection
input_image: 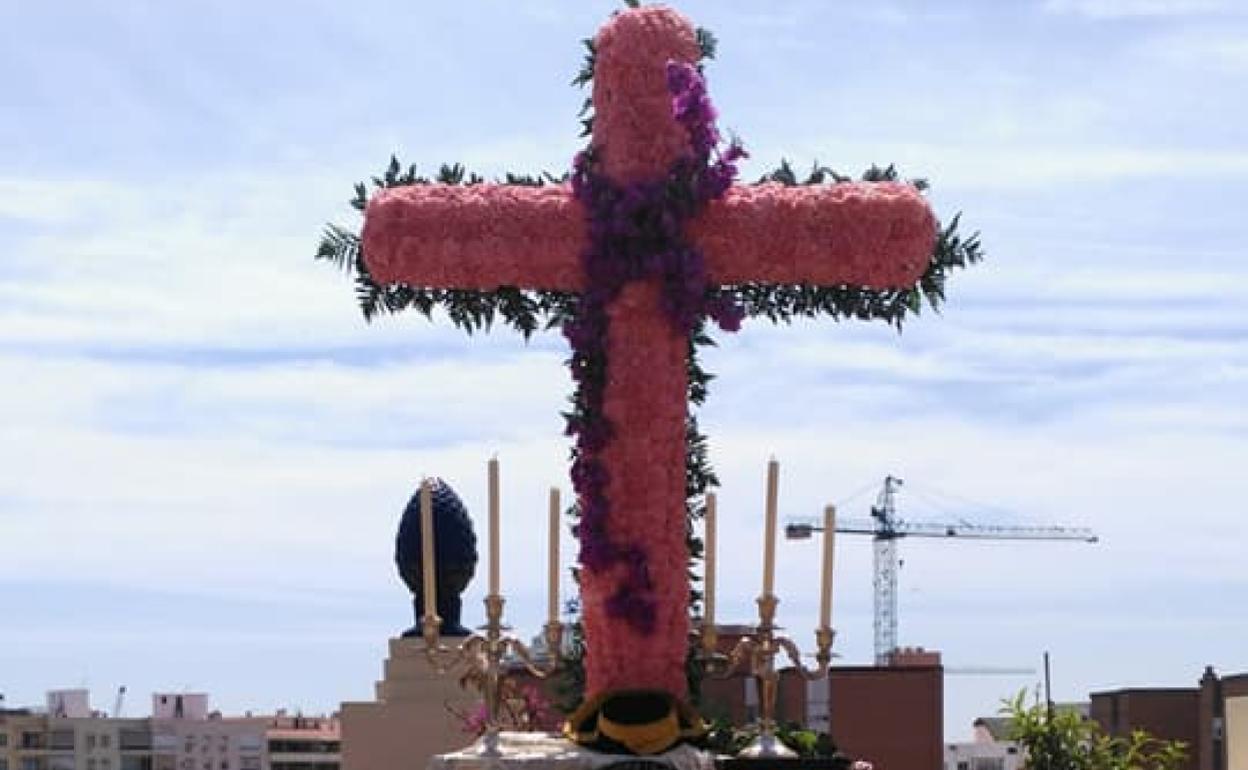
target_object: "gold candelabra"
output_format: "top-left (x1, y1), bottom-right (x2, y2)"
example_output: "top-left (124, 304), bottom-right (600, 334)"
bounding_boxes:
top-left (422, 594), bottom-right (564, 758)
top-left (700, 594), bottom-right (836, 758)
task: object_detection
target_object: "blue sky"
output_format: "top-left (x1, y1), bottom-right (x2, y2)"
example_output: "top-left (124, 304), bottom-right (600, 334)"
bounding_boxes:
top-left (2, 0), bottom-right (1246, 742)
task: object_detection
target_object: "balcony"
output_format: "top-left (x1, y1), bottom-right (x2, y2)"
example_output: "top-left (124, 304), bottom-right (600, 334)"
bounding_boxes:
top-left (121, 756), bottom-right (153, 770)
top-left (266, 741), bottom-right (340, 755)
top-left (119, 731), bottom-right (153, 752)
top-left (49, 755), bottom-right (75, 770)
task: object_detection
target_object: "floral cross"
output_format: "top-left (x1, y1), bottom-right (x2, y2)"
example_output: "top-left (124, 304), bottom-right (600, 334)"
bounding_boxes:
top-left (362, 5), bottom-right (936, 710)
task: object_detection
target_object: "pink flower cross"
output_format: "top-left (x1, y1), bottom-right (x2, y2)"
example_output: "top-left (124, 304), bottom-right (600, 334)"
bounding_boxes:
top-left (362, 6), bottom-right (936, 708)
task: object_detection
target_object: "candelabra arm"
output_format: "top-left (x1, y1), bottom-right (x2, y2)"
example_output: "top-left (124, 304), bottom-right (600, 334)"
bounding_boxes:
top-left (776, 627), bottom-right (835, 681)
top-left (729, 636), bottom-right (758, 670)
top-left (421, 612), bottom-right (471, 674)
top-left (703, 633), bottom-right (757, 679)
top-left (503, 621), bottom-right (563, 678)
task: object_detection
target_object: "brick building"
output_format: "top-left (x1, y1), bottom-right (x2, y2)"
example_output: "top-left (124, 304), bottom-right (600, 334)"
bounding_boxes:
top-left (1090, 665), bottom-right (1248, 770)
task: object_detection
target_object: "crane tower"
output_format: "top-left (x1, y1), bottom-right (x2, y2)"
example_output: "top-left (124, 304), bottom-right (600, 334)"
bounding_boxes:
top-left (786, 476), bottom-right (1098, 665)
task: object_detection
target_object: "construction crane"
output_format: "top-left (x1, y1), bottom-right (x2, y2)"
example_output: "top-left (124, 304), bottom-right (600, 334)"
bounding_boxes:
top-left (786, 476), bottom-right (1097, 666)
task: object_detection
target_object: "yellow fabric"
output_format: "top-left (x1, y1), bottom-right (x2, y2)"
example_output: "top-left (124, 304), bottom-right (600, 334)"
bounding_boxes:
top-left (563, 690), bottom-right (706, 755)
top-left (564, 691), bottom-right (611, 744)
top-left (598, 707), bottom-right (680, 755)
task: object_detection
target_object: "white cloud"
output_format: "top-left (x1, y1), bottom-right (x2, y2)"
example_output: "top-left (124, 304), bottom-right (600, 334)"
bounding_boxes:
top-left (791, 142), bottom-right (1248, 188)
top-left (1140, 27), bottom-right (1248, 70)
top-left (1044, 0), bottom-right (1244, 18)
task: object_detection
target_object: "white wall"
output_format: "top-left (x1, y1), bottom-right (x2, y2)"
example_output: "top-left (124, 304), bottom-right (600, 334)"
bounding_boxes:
top-left (152, 695), bottom-right (208, 721)
top-left (1226, 695), bottom-right (1248, 770)
top-left (944, 741), bottom-right (1024, 770)
top-left (47, 691), bottom-right (91, 719)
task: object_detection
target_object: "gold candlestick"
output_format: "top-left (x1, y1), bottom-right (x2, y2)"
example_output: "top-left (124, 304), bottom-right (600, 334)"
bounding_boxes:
top-left (421, 593), bottom-right (565, 758)
top-left (700, 593), bottom-right (836, 758)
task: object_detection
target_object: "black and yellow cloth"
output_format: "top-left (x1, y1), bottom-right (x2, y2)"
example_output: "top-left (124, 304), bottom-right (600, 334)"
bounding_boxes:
top-left (565, 690), bottom-right (705, 756)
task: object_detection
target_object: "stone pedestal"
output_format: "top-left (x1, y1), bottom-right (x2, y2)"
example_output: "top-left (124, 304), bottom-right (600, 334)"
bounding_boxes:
top-left (342, 636), bottom-right (479, 770)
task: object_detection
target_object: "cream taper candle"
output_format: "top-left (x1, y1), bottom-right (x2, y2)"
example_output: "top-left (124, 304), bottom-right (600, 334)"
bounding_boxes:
top-left (763, 458), bottom-right (779, 596)
top-left (704, 492), bottom-right (717, 627)
top-left (420, 479), bottom-right (436, 620)
top-left (548, 486), bottom-right (560, 624)
top-left (820, 504), bottom-right (836, 629)
top-left (488, 457), bottom-right (500, 596)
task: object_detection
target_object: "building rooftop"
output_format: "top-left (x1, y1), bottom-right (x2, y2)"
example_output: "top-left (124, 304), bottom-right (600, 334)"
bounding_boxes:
top-left (974, 702), bottom-right (1089, 741)
top-left (1090, 686), bottom-right (1199, 697)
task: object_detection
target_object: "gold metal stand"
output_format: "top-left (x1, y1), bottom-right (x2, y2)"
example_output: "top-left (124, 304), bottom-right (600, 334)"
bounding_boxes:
top-left (422, 595), bottom-right (564, 758)
top-left (700, 595), bottom-right (836, 758)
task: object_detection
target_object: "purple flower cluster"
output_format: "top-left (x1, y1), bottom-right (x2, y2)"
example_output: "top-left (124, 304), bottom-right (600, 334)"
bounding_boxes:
top-left (667, 61), bottom-right (750, 214)
top-left (564, 60), bottom-right (746, 634)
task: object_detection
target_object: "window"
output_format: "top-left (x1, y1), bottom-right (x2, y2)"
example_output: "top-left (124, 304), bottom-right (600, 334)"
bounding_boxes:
top-left (956, 763), bottom-right (969, 770)
top-left (21, 759), bottom-right (42, 770)
top-left (100, 736), bottom-right (111, 750)
top-left (1, 758), bottom-right (9, 770)
top-left (239, 757), bottom-right (260, 770)
top-left (0, 733), bottom-right (8, 747)
top-left (89, 760), bottom-right (97, 770)
top-left (88, 735), bottom-right (97, 751)
top-left (971, 759), bottom-right (1004, 770)
top-left (120, 758), bottom-right (152, 770)
top-left (236, 736), bottom-right (261, 753)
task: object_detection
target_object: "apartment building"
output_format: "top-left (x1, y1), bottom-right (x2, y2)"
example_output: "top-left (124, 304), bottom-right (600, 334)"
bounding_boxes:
top-left (266, 717), bottom-right (339, 770)
top-left (2, 709), bottom-right (49, 770)
top-left (1, 694), bottom-right (336, 770)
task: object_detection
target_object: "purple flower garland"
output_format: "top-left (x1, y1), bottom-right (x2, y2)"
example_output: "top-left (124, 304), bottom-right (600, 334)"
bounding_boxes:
top-left (563, 62), bottom-right (746, 633)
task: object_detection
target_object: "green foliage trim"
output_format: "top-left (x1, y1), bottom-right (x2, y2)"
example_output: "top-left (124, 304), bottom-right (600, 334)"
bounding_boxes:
top-left (696, 27), bottom-right (718, 61)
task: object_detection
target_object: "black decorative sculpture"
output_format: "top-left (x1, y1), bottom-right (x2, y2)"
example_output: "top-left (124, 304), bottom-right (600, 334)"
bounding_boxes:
top-left (395, 477), bottom-right (478, 637)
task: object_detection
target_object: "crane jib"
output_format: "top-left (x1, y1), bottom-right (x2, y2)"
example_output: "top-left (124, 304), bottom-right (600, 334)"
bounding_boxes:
top-left (781, 476), bottom-right (1097, 665)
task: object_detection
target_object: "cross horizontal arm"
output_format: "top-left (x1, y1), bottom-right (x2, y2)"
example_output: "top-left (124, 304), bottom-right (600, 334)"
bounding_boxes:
top-left (362, 184), bottom-right (586, 290)
top-left (690, 181), bottom-right (937, 288)
top-left (363, 179), bottom-right (937, 294)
